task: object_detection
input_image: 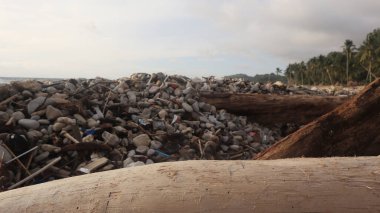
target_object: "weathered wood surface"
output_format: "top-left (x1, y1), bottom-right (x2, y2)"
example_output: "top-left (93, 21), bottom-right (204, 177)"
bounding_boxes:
top-left (201, 93), bottom-right (348, 125)
top-left (256, 79), bottom-right (380, 159)
top-left (0, 157), bottom-right (379, 212)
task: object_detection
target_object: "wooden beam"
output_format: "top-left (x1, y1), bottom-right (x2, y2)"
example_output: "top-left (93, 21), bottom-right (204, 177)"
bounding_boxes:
top-left (256, 79), bottom-right (380, 159)
top-left (0, 157), bottom-right (379, 212)
top-left (200, 93), bottom-right (348, 125)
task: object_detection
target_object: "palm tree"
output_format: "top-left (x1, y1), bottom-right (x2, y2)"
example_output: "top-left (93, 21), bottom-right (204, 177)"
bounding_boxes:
top-left (342, 40), bottom-right (355, 85)
top-left (275, 67), bottom-right (282, 76)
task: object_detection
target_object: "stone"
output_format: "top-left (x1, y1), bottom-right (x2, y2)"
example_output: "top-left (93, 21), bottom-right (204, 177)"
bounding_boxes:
top-left (150, 140), bottom-right (162, 149)
top-left (52, 122), bottom-right (66, 132)
top-left (136, 146), bottom-right (149, 154)
top-left (126, 161), bottom-right (145, 167)
top-left (146, 159), bottom-right (154, 164)
top-left (132, 134), bottom-right (151, 147)
top-left (229, 145), bottom-right (241, 151)
top-left (38, 119), bottom-right (50, 125)
top-left (158, 109), bottom-right (168, 120)
top-left (12, 111), bottom-right (25, 121)
top-left (0, 112), bottom-right (10, 123)
top-left (123, 157), bottom-right (134, 168)
top-left (34, 151), bottom-right (50, 162)
top-left (18, 119), bottom-right (40, 130)
top-left (147, 149), bottom-right (156, 156)
top-left (74, 114), bottom-right (86, 126)
top-left (40, 144), bottom-right (61, 153)
top-left (46, 105), bottom-right (63, 120)
top-left (87, 118), bottom-right (98, 128)
top-left (182, 102), bottom-right (193, 112)
top-left (27, 97), bottom-right (46, 115)
top-left (148, 85), bottom-right (160, 93)
top-left (102, 131), bottom-right (120, 147)
top-left (21, 90), bottom-right (33, 98)
top-left (27, 130), bottom-right (43, 142)
top-left (46, 86), bottom-right (57, 94)
top-left (12, 80), bottom-right (42, 92)
top-left (127, 150), bottom-right (136, 157)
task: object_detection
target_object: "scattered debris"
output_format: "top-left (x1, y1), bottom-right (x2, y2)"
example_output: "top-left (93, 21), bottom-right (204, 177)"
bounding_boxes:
top-left (0, 73), bottom-right (285, 190)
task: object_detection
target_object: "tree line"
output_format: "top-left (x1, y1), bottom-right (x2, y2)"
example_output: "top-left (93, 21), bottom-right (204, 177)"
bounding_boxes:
top-left (282, 28), bottom-right (380, 85)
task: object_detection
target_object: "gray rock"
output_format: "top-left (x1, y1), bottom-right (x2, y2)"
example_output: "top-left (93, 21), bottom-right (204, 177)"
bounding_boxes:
top-left (18, 119), bottom-right (40, 130)
top-left (126, 161), bottom-right (145, 167)
top-left (148, 85), bottom-right (160, 94)
top-left (22, 90), bottom-right (33, 98)
top-left (182, 102), bottom-right (193, 112)
top-left (87, 118), bottom-right (98, 128)
top-left (27, 97), bottom-right (46, 115)
top-left (0, 111), bottom-right (10, 123)
top-left (220, 144), bottom-right (229, 152)
top-left (27, 130), bottom-right (43, 142)
top-left (147, 149), bottom-right (155, 156)
top-left (34, 151), bottom-right (50, 162)
top-left (158, 109), bottom-right (167, 120)
top-left (40, 144), bottom-right (61, 153)
top-left (192, 102), bottom-right (200, 112)
top-left (12, 80), bottom-right (42, 92)
top-left (74, 114), bottom-right (86, 126)
top-left (146, 159), bottom-right (154, 164)
top-left (38, 119), bottom-right (50, 125)
top-left (127, 91), bottom-right (137, 105)
top-left (132, 134), bottom-right (151, 147)
top-left (46, 86), bottom-right (57, 94)
top-left (12, 111), bottom-right (25, 121)
top-left (123, 157), bottom-right (134, 167)
top-left (150, 140), bottom-right (162, 149)
top-left (52, 122), bottom-right (66, 132)
top-left (46, 105), bottom-right (63, 120)
top-left (127, 150), bottom-right (136, 157)
top-left (136, 145), bottom-right (149, 154)
top-left (229, 145), bottom-right (241, 151)
top-left (102, 131), bottom-right (120, 147)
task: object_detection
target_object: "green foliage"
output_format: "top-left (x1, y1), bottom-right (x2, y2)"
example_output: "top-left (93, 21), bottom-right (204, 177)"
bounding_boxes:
top-left (224, 73), bottom-right (287, 83)
top-left (283, 28), bottom-right (380, 85)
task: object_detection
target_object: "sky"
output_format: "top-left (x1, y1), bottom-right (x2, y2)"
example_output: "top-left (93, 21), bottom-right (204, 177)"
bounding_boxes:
top-left (0, 0), bottom-right (379, 79)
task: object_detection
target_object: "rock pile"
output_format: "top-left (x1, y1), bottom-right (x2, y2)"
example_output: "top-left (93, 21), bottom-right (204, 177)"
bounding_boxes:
top-left (213, 77), bottom-right (361, 96)
top-left (0, 73), bottom-right (281, 190)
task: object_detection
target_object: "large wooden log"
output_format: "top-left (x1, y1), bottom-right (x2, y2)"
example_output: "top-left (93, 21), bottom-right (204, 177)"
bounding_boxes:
top-left (256, 79), bottom-right (380, 159)
top-left (0, 157), bottom-right (379, 212)
top-left (200, 93), bottom-right (348, 125)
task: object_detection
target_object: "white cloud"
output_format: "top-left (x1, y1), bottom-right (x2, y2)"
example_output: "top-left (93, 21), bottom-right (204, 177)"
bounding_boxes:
top-left (0, 0), bottom-right (379, 78)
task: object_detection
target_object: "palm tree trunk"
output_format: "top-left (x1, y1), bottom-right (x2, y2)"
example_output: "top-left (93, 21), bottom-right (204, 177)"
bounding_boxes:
top-left (346, 53), bottom-right (349, 85)
top-left (369, 60), bottom-right (372, 82)
top-left (326, 69), bottom-right (333, 85)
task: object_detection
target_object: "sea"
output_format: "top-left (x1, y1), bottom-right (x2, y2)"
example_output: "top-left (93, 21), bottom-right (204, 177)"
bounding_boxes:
top-left (0, 77), bottom-right (63, 84)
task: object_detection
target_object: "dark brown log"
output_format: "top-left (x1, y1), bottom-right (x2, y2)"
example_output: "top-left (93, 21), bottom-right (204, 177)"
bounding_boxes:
top-left (256, 79), bottom-right (380, 159)
top-left (0, 157), bottom-right (379, 212)
top-left (200, 93), bottom-right (348, 125)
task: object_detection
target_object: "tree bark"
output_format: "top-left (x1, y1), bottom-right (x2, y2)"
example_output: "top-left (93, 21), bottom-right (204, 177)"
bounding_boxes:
top-left (201, 93), bottom-right (348, 125)
top-left (0, 157), bottom-right (379, 212)
top-left (256, 78), bottom-right (380, 159)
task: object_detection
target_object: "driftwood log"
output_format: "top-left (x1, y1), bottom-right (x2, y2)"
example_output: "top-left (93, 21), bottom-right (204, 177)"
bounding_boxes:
top-left (0, 157), bottom-right (379, 212)
top-left (200, 93), bottom-right (348, 125)
top-left (256, 79), bottom-right (380, 159)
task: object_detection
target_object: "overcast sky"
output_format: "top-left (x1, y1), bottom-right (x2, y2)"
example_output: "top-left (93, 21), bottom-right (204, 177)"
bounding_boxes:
top-left (1, 0), bottom-right (379, 79)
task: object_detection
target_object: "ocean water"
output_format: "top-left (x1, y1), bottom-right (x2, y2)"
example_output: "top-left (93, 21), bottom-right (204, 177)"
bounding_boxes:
top-left (0, 77), bottom-right (63, 84)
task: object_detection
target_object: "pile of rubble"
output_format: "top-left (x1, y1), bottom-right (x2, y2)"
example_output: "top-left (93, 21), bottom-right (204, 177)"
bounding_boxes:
top-left (0, 73), bottom-right (281, 190)
top-left (212, 77), bottom-right (361, 96)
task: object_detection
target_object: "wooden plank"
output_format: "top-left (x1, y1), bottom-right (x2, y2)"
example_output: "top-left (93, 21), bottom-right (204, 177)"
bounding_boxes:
top-left (0, 157), bottom-right (379, 212)
top-left (256, 78), bottom-right (380, 159)
top-left (200, 93), bottom-right (348, 125)
top-left (77, 157), bottom-right (108, 174)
